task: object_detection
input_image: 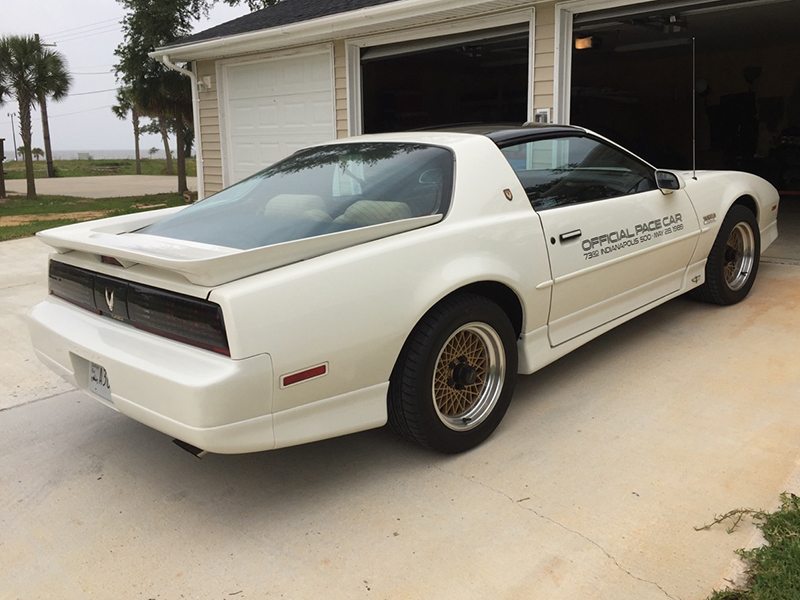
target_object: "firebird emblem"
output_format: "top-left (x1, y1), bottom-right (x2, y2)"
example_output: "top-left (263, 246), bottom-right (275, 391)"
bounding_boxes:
top-left (105, 288), bottom-right (115, 312)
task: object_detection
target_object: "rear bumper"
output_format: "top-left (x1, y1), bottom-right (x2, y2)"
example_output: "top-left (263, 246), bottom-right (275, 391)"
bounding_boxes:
top-left (28, 297), bottom-right (276, 453)
top-left (28, 297), bottom-right (389, 454)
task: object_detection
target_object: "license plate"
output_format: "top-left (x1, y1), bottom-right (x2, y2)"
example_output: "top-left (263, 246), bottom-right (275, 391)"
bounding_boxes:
top-left (89, 362), bottom-right (112, 401)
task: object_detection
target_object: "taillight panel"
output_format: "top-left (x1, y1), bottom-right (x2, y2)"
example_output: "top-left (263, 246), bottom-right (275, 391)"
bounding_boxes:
top-left (128, 285), bottom-right (229, 355)
top-left (48, 260), bottom-right (230, 356)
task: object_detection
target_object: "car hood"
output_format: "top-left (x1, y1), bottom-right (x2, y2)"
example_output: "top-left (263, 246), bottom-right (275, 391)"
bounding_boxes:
top-left (38, 207), bottom-right (441, 286)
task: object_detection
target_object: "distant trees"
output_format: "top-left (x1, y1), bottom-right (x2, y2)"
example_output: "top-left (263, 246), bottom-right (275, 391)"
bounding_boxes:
top-left (114, 0), bottom-right (275, 193)
top-left (112, 86), bottom-right (142, 174)
top-left (0, 35), bottom-right (71, 198)
top-left (140, 117), bottom-right (174, 175)
top-left (35, 43), bottom-right (71, 178)
top-left (32, 147), bottom-right (44, 160)
top-left (115, 0), bottom-right (199, 193)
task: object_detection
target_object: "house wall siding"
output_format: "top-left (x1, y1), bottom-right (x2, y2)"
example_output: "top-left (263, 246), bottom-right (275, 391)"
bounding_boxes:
top-left (197, 59), bottom-right (223, 196)
top-left (334, 40), bottom-right (348, 138)
top-left (533, 2), bottom-right (556, 113)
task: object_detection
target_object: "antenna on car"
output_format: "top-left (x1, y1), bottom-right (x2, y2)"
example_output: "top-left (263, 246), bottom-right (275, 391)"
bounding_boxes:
top-left (692, 36), bottom-right (697, 180)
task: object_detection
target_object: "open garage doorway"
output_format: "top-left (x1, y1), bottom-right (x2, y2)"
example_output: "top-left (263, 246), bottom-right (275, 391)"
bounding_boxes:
top-left (361, 26), bottom-right (530, 133)
top-left (569, 0), bottom-right (800, 261)
top-left (570, 0), bottom-right (800, 185)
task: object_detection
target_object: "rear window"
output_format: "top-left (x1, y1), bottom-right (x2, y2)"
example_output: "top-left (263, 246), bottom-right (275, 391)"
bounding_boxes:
top-left (140, 142), bottom-right (454, 250)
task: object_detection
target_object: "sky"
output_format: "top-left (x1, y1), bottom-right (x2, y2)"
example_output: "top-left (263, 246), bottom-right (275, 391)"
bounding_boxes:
top-left (0, 0), bottom-right (252, 157)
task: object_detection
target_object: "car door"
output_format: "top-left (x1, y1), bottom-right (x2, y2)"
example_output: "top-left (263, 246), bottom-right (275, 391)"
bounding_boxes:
top-left (501, 134), bottom-right (701, 346)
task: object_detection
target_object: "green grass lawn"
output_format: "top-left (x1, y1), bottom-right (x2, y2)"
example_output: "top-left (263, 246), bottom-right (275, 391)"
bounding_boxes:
top-left (0, 192), bottom-right (187, 242)
top-left (703, 493), bottom-right (800, 600)
top-left (2, 157), bottom-right (196, 179)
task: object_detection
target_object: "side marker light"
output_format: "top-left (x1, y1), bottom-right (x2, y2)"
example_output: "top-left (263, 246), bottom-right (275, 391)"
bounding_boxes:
top-left (281, 363), bottom-right (328, 388)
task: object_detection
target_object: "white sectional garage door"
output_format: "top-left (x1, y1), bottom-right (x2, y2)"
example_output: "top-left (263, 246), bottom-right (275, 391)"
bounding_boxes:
top-left (221, 49), bottom-right (335, 184)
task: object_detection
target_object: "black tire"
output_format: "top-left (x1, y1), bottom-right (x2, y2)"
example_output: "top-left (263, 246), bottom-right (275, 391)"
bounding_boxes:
top-left (690, 205), bottom-right (760, 305)
top-left (388, 294), bottom-right (518, 453)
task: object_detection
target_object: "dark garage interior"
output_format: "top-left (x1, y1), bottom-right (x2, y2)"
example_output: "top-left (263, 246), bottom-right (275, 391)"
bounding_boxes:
top-left (571, 0), bottom-right (800, 193)
top-left (571, 0), bottom-right (800, 261)
top-left (361, 27), bottom-right (530, 133)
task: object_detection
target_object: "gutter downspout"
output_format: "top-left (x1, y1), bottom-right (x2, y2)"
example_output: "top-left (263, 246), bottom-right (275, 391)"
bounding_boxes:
top-left (160, 55), bottom-right (205, 201)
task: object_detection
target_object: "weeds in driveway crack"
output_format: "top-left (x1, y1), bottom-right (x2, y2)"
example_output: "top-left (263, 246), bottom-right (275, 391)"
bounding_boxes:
top-left (695, 508), bottom-right (763, 534)
top-left (698, 493), bottom-right (800, 600)
top-left (433, 465), bottom-right (679, 600)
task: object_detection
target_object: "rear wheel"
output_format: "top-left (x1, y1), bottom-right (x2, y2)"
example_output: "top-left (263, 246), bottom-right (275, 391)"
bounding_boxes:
top-left (691, 205), bottom-right (760, 305)
top-left (389, 294), bottom-right (517, 453)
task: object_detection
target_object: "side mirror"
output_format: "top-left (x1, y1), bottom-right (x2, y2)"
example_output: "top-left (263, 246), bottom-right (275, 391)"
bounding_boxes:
top-left (655, 170), bottom-right (685, 194)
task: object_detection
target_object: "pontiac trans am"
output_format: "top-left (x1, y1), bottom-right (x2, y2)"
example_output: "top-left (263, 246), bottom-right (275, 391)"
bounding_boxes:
top-left (27, 125), bottom-right (780, 454)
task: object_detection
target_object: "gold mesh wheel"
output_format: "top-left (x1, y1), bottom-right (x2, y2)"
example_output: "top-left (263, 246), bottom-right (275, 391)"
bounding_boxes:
top-left (724, 222), bottom-right (756, 292)
top-left (432, 322), bottom-right (505, 432)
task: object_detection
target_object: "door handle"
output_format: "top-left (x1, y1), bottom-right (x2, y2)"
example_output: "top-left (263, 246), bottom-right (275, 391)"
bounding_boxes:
top-left (559, 229), bottom-right (582, 242)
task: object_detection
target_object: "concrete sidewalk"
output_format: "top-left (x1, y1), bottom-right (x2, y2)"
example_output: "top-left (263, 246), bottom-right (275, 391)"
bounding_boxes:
top-left (4, 174), bottom-right (197, 198)
top-left (2, 235), bottom-right (800, 599)
top-left (0, 237), bottom-right (73, 409)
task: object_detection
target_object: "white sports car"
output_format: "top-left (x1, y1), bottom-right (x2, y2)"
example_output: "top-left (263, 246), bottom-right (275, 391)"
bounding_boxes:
top-left (28, 125), bottom-right (779, 454)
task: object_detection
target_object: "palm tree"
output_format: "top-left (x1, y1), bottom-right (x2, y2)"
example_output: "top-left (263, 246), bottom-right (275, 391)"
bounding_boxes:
top-left (0, 35), bottom-right (71, 198)
top-left (35, 45), bottom-right (71, 178)
top-left (112, 86), bottom-right (142, 174)
top-left (0, 35), bottom-right (41, 198)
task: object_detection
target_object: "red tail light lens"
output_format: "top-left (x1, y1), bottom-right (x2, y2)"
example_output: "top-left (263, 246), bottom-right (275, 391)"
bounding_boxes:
top-left (49, 260), bottom-right (100, 313)
top-left (128, 285), bottom-right (229, 356)
top-left (48, 261), bottom-right (230, 356)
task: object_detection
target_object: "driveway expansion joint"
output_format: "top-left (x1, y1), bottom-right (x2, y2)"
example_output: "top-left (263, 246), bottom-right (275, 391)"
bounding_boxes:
top-left (433, 465), bottom-right (680, 600)
top-left (762, 257), bottom-right (800, 266)
top-left (0, 280), bottom-right (40, 292)
top-left (0, 389), bottom-right (77, 414)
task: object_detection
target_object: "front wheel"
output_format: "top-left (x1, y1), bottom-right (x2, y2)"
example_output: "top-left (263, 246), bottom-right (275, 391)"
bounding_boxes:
top-left (691, 205), bottom-right (760, 305)
top-left (388, 294), bottom-right (518, 453)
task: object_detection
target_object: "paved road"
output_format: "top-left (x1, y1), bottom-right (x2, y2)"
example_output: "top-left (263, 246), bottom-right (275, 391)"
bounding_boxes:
top-left (4, 175), bottom-right (197, 198)
top-left (2, 236), bottom-right (800, 599)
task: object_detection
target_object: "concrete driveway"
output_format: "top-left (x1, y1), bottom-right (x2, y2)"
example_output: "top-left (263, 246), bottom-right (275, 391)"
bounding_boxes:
top-left (4, 175), bottom-right (197, 198)
top-left (2, 235), bottom-right (800, 600)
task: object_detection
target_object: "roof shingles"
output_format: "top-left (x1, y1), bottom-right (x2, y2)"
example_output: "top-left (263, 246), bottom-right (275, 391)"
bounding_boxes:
top-left (168, 0), bottom-right (404, 47)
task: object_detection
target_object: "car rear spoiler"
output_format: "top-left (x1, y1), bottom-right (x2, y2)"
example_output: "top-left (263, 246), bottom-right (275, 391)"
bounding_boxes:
top-left (37, 208), bottom-right (442, 286)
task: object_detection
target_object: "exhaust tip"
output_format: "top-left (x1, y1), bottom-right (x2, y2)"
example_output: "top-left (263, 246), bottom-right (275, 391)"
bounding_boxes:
top-left (173, 438), bottom-right (208, 459)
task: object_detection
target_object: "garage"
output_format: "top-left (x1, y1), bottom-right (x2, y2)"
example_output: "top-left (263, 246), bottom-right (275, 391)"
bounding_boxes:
top-left (569, 0), bottom-right (800, 179)
top-left (564, 0), bottom-right (800, 260)
top-left (360, 25), bottom-right (531, 133)
top-left (218, 49), bottom-right (335, 184)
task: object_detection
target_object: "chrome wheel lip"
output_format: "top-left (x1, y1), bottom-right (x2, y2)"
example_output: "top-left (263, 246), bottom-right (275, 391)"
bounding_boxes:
top-left (432, 322), bottom-right (505, 432)
top-left (725, 222), bottom-right (756, 291)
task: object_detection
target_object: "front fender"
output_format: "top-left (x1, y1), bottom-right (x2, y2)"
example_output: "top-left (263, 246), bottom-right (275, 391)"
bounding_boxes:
top-left (683, 171), bottom-right (779, 262)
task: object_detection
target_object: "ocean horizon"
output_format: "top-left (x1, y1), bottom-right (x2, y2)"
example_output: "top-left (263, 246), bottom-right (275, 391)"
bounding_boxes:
top-left (49, 149), bottom-right (175, 161)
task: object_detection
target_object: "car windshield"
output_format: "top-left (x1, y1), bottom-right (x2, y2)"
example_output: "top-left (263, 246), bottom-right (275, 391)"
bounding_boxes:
top-left (140, 142), bottom-right (454, 250)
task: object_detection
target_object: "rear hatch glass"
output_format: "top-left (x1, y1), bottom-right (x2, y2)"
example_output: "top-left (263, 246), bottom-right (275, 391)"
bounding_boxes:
top-left (140, 142), bottom-right (454, 250)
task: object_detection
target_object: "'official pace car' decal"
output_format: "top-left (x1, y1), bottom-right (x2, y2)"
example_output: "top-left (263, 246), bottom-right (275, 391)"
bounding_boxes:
top-left (581, 213), bottom-right (684, 261)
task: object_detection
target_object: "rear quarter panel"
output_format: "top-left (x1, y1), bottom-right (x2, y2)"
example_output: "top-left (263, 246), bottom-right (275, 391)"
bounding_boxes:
top-left (212, 137), bottom-right (553, 414)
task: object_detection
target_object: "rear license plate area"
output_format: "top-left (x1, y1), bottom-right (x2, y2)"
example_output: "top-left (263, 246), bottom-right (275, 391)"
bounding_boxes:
top-left (89, 362), bottom-right (112, 401)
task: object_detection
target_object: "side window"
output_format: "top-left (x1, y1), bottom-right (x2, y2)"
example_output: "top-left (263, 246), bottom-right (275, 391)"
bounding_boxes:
top-left (500, 136), bottom-right (656, 210)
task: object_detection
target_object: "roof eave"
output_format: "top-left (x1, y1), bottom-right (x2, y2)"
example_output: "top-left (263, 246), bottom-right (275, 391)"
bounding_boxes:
top-left (151, 0), bottom-right (508, 61)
